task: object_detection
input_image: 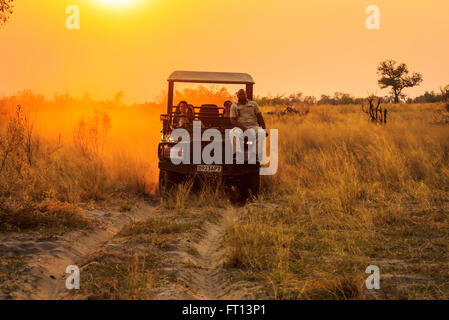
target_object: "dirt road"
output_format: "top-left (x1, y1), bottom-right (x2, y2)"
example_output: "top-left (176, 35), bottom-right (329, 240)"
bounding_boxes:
top-left (151, 206), bottom-right (264, 300)
top-left (1, 202), bottom-right (264, 300)
top-left (0, 203), bottom-right (155, 300)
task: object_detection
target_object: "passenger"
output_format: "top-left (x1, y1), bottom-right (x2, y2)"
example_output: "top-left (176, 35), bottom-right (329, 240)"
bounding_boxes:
top-left (174, 101), bottom-right (193, 128)
top-left (187, 104), bottom-right (195, 121)
top-left (223, 100), bottom-right (232, 118)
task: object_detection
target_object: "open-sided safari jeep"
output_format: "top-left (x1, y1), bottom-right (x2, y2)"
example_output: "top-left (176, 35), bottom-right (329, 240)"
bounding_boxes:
top-left (158, 71), bottom-right (260, 200)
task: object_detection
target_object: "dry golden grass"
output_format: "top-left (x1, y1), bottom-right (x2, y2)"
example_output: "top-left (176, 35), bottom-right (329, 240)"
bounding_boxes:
top-left (77, 252), bottom-right (157, 300)
top-left (0, 93), bottom-right (161, 205)
top-left (0, 198), bottom-right (91, 235)
top-left (159, 176), bottom-right (230, 213)
top-left (0, 95), bottom-right (161, 235)
top-left (2, 90), bottom-right (449, 299)
top-left (225, 102), bottom-right (449, 299)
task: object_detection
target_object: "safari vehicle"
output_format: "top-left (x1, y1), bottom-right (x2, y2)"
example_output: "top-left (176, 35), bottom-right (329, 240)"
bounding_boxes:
top-left (158, 71), bottom-right (260, 200)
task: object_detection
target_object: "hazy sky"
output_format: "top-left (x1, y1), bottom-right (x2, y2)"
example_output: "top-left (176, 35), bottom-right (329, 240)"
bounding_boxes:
top-left (1, 0), bottom-right (448, 102)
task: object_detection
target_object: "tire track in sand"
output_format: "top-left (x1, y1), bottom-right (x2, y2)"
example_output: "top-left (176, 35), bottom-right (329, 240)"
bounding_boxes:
top-left (0, 204), bottom-right (155, 300)
top-left (154, 206), bottom-right (264, 300)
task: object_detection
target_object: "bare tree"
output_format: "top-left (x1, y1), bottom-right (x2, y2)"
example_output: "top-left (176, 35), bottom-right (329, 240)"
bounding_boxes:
top-left (22, 112), bottom-right (40, 166)
top-left (361, 96), bottom-right (387, 124)
top-left (377, 60), bottom-right (423, 103)
top-left (0, 105), bottom-right (24, 173)
top-left (441, 85), bottom-right (449, 101)
top-left (442, 85), bottom-right (449, 113)
top-left (0, 0), bottom-right (14, 25)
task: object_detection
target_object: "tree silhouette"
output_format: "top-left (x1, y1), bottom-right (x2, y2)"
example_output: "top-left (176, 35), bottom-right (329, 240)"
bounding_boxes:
top-left (441, 85), bottom-right (449, 101)
top-left (0, 0), bottom-right (14, 25)
top-left (377, 60), bottom-right (423, 103)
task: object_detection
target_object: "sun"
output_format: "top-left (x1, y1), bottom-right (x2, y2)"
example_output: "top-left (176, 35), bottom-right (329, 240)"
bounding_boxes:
top-left (100, 0), bottom-right (137, 6)
top-left (91, 0), bottom-right (144, 13)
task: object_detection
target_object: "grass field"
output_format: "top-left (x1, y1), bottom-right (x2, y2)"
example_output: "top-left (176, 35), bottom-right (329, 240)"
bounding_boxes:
top-left (224, 102), bottom-right (449, 299)
top-left (1, 93), bottom-right (448, 299)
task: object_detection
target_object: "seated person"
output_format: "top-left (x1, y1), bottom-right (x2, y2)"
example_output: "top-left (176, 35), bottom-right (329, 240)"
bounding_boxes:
top-left (187, 104), bottom-right (195, 119)
top-left (174, 101), bottom-right (194, 128)
top-left (230, 89), bottom-right (266, 132)
top-left (230, 89), bottom-right (267, 159)
top-left (223, 100), bottom-right (233, 118)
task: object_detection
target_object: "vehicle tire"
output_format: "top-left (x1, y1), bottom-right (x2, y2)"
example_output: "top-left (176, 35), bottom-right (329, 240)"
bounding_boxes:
top-left (235, 177), bottom-right (249, 204)
top-left (234, 171), bottom-right (259, 204)
top-left (159, 170), bottom-right (179, 198)
top-left (247, 170), bottom-right (260, 197)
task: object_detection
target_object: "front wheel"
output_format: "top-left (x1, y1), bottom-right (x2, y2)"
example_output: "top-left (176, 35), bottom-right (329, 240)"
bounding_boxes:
top-left (247, 170), bottom-right (260, 197)
top-left (234, 170), bottom-right (260, 203)
top-left (159, 170), bottom-right (180, 198)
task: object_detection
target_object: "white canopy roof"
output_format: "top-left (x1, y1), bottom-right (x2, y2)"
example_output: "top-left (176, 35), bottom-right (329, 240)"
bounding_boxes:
top-left (168, 71), bottom-right (255, 84)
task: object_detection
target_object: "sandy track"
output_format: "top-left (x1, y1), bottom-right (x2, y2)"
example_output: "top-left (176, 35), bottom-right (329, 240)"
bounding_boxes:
top-left (193, 211), bottom-right (234, 299)
top-left (1, 203), bottom-right (265, 300)
top-left (0, 203), bottom-right (155, 300)
top-left (153, 206), bottom-right (264, 300)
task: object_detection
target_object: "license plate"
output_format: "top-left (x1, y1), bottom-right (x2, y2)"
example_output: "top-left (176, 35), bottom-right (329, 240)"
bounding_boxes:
top-left (197, 165), bottom-right (222, 173)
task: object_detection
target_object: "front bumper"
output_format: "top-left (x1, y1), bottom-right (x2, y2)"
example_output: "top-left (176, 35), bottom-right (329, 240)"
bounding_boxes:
top-left (158, 161), bottom-right (259, 177)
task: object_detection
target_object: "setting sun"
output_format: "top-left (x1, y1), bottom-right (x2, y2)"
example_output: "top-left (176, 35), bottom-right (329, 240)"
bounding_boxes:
top-left (100, 0), bottom-right (138, 6)
top-left (1, 0), bottom-right (449, 305)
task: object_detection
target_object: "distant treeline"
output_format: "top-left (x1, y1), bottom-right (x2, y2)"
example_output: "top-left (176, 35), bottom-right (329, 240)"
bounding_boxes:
top-left (255, 92), bottom-right (364, 106)
top-left (410, 87), bottom-right (449, 103)
top-left (255, 85), bottom-right (449, 106)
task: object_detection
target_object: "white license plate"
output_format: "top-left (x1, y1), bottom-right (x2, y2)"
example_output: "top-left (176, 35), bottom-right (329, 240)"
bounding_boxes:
top-left (197, 165), bottom-right (222, 173)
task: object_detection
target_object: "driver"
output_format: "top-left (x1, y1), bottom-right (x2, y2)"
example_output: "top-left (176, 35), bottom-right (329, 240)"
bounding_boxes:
top-left (230, 89), bottom-right (267, 159)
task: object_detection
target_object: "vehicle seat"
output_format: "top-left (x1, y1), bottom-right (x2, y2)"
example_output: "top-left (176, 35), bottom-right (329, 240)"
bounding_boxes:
top-left (199, 104), bottom-right (219, 126)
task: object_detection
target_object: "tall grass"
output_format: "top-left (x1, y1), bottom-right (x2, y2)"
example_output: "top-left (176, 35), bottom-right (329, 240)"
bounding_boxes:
top-left (0, 93), bottom-right (162, 233)
top-left (0, 88), bottom-right (232, 233)
top-left (225, 103), bottom-right (449, 299)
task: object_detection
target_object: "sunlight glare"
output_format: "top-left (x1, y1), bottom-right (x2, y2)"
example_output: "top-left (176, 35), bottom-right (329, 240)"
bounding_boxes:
top-left (100, 0), bottom-right (137, 6)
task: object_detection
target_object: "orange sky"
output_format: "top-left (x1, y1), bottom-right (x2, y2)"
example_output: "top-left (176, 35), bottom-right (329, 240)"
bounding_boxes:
top-left (1, 0), bottom-right (448, 102)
